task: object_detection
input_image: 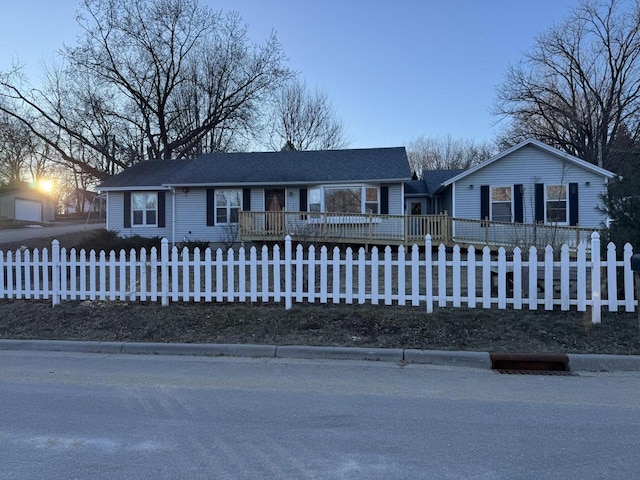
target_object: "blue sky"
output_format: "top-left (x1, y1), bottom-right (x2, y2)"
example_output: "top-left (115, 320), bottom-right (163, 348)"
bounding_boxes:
top-left (0, 0), bottom-right (578, 149)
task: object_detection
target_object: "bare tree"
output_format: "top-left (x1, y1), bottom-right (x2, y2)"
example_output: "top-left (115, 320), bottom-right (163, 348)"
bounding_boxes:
top-left (406, 134), bottom-right (495, 177)
top-left (494, 0), bottom-right (640, 172)
top-left (0, 114), bottom-right (35, 185)
top-left (267, 79), bottom-right (350, 151)
top-left (0, 0), bottom-right (291, 181)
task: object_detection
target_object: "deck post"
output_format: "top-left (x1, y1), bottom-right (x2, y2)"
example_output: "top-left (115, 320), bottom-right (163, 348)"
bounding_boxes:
top-left (484, 217), bottom-right (489, 246)
top-left (403, 215), bottom-right (408, 247)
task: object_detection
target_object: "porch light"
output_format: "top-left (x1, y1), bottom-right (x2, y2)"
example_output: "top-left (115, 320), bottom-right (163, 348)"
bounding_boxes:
top-left (182, 187), bottom-right (190, 193)
top-left (469, 184), bottom-right (474, 189)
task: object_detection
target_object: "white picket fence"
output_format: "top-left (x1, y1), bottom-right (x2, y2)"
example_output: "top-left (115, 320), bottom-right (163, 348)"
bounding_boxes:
top-left (0, 233), bottom-right (636, 323)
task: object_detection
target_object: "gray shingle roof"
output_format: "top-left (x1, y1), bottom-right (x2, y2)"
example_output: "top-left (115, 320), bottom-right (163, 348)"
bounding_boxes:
top-left (99, 147), bottom-right (411, 189)
top-left (424, 168), bottom-right (465, 193)
top-left (403, 169), bottom-right (465, 196)
top-left (403, 179), bottom-right (428, 196)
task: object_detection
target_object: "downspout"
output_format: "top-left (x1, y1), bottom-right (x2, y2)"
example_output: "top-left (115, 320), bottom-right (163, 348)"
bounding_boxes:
top-left (171, 187), bottom-right (176, 247)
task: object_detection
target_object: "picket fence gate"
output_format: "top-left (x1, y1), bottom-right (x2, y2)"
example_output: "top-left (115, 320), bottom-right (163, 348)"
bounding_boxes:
top-left (0, 233), bottom-right (636, 323)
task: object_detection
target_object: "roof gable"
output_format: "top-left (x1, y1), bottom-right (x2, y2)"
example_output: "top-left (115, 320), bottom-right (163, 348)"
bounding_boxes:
top-left (440, 138), bottom-right (615, 188)
top-left (99, 147), bottom-right (411, 189)
top-left (404, 169), bottom-right (465, 196)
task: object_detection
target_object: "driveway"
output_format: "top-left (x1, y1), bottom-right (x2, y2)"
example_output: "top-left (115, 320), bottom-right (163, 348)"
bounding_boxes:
top-left (0, 222), bottom-right (106, 244)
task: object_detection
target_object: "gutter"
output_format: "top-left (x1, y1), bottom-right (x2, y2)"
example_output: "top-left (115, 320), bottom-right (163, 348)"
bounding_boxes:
top-left (170, 187), bottom-right (176, 247)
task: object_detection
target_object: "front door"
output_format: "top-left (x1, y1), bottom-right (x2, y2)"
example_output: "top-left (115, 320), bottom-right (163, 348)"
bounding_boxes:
top-left (407, 199), bottom-right (427, 237)
top-left (265, 188), bottom-right (285, 232)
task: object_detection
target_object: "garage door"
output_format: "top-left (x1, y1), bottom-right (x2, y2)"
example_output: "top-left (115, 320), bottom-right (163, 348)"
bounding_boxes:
top-left (15, 198), bottom-right (43, 222)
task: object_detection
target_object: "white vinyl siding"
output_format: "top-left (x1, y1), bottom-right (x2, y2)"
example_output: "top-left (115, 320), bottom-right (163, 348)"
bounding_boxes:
top-left (387, 184), bottom-right (403, 215)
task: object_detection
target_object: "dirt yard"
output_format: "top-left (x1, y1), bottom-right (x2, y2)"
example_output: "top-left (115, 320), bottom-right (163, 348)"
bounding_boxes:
top-left (0, 299), bottom-right (638, 355)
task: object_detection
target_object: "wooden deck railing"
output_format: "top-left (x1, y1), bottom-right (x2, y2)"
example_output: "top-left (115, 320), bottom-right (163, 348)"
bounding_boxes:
top-left (238, 211), bottom-right (602, 250)
top-left (450, 218), bottom-right (602, 251)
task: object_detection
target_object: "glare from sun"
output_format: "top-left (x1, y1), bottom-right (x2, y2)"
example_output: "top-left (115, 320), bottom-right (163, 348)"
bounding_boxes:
top-left (39, 179), bottom-right (54, 193)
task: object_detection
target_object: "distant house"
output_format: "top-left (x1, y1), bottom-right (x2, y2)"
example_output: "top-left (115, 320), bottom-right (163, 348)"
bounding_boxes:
top-left (62, 189), bottom-right (105, 215)
top-left (0, 184), bottom-right (56, 222)
top-left (98, 147), bottom-right (412, 245)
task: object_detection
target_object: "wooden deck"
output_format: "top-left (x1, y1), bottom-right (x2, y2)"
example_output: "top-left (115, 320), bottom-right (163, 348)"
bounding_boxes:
top-left (238, 211), bottom-right (601, 251)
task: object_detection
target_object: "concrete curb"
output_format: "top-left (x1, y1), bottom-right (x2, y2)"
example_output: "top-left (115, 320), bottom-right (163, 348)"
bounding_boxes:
top-left (121, 342), bottom-right (277, 358)
top-left (568, 353), bottom-right (640, 372)
top-left (405, 349), bottom-right (492, 369)
top-left (276, 346), bottom-right (404, 362)
top-left (0, 339), bottom-right (124, 354)
top-left (0, 339), bottom-right (638, 372)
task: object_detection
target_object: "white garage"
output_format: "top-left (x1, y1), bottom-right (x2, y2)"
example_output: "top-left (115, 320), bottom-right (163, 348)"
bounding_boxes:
top-left (15, 198), bottom-right (43, 222)
top-left (0, 187), bottom-right (55, 222)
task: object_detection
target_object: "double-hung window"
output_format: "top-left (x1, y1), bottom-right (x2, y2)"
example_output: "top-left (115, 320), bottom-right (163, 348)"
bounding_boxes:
top-left (491, 186), bottom-right (512, 222)
top-left (132, 192), bottom-right (157, 226)
top-left (215, 189), bottom-right (241, 224)
top-left (546, 185), bottom-right (567, 224)
top-left (365, 187), bottom-right (379, 214)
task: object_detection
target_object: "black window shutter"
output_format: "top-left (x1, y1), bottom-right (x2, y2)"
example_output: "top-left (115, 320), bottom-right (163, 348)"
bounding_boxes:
top-left (124, 192), bottom-right (131, 228)
top-left (569, 182), bottom-right (579, 226)
top-left (299, 188), bottom-right (307, 211)
top-left (514, 184), bottom-right (524, 223)
top-left (535, 183), bottom-right (544, 223)
top-left (157, 191), bottom-right (166, 228)
top-left (480, 185), bottom-right (489, 220)
top-left (243, 188), bottom-right (251, 211)
top-left (380, 186), bottom-right (389, 215)
top-left (206, 188), bottom-right (215, 226)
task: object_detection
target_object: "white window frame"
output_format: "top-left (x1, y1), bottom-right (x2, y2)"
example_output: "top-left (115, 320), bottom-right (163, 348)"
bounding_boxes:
top-left (490, 186), bottom-right (512, 223)
top-left (307, 185), bottom-right (379, 214)
top-left (215, 189), bottom-right (242, 224)
top-left (132, 192), bottom-right (158, 226)
top-left (545, 184), bottom-right (568, 225)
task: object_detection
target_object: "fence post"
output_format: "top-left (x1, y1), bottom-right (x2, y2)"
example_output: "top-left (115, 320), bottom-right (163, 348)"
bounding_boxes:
top-left (284, 235), bottom-right (292, 310)
top-left (590, 232), bottom-right (601, 323)
top-left (425, 235), bottom-right (433, 313)
top-left (161, 238), bottom-right (169, 307)
top-left (51, 240), bottom-right (60, 307)
top-left (623, 243), bottom-right (634, 312)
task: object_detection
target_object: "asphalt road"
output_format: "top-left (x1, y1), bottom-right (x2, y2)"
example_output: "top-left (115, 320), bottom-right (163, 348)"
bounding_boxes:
top-left (0, 350), bottom-right (638, 479)
top-left (0, 222), bottom-right (105, 244)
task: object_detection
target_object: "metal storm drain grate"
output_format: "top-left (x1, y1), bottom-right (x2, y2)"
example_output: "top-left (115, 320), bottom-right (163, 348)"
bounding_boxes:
top-left (490, 353), bottom-right (575, 376)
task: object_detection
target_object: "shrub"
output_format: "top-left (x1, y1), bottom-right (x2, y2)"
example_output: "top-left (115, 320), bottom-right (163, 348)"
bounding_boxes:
top-left (73, 229), bottom-right (163, 253)
top-left (178, 239), bottom-right (211, 252)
